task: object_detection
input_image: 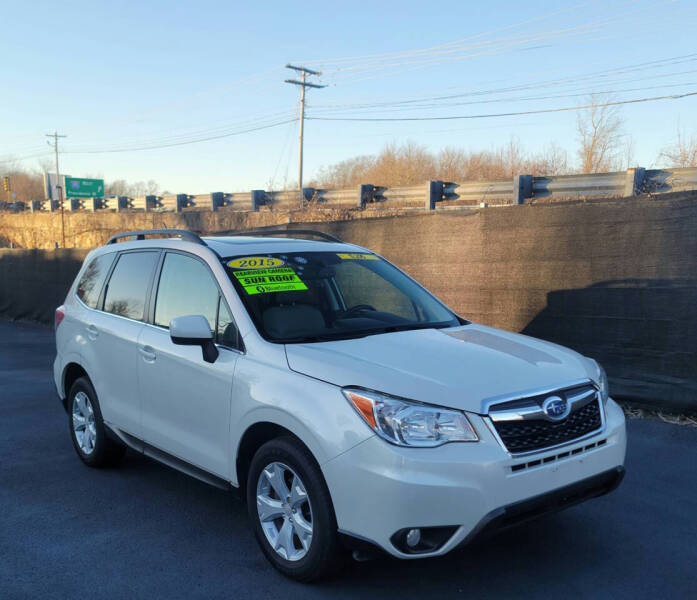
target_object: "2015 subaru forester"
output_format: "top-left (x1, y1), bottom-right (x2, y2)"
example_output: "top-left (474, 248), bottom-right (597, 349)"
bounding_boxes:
top-left (53, 228), bottom-right (626, 581)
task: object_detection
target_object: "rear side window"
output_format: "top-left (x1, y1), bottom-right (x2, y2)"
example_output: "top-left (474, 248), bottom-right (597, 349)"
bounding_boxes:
top-left (154, 253), bottom-right (219, 330)
top-left (104, 252), bottom-right (159, 321)
top-left (154, 252), bottom-right (240, 348)
top-left (76, 253), bottom-right (115, 308)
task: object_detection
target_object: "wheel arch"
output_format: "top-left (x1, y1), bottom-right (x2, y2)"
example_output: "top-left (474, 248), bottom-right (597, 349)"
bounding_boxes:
top-left (61, 362), bottom-right (90, 411)
top-left (234, 418), bottom-right (328, 499)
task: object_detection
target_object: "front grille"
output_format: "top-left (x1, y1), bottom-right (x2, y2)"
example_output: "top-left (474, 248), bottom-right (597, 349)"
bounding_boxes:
top-left (490, 385), bottom-right (603, 454)
top-left (510, 439), bottom-right (607, 472)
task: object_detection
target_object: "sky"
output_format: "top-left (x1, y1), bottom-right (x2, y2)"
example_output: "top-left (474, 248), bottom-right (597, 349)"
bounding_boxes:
top-left (1, 0), bottom-right (696, 194)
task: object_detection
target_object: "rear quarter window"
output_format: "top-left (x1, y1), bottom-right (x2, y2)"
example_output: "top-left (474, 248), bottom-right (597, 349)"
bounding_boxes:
top-left (103, 251), bottom-right (159, 321)
top-left (76, 253), bottom-right (115, 309)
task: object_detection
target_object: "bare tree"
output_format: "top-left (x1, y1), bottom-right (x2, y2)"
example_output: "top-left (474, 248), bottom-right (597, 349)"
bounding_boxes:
top-left (312, 155), bottom-right (374, 188)
top-left (497, 138), bottom-right (527, 178)
top-left (0, 164), bottom-right (44, 205)
top-left (437, 147), bottom-right (468, 182)
top-left (105, 179), bottom-right (129, 196)
top-left (532, 142), bottom-right (569, 175)
top-left (128, 180), bottom-right (159, 196)
top-left (313, 139), bottom-right (575, 188)
top-left (312, 142), bottom-right (436, 187)
top-left (659, 129), bottom-right (697, 167)
top-left (365, 141), bottom-right (436, 186)
top-left (105, 178), bottom-right (160, 197)
top-left (576, 95), bottom-right (625, 173)
top-left (37, 158), bottom-right (53, 174)
top-left (623, 136), bottom-right (636, 169)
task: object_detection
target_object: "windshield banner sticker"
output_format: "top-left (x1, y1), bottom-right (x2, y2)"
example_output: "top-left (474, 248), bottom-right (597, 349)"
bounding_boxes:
top-left (232, 267), bottom-right (308, 295)
top-left (227, 256), bottom-right (285, 269)
top-left (337, 253), bottom-right (379, 260)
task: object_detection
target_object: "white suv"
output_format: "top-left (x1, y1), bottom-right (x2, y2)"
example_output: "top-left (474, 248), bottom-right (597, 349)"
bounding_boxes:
top-left (54, 228), bottom-right (626, 581)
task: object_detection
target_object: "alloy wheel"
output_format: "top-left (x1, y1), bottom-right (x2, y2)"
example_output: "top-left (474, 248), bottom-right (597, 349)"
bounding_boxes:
top-left (256, 461), bottom-right (314, 561)
top-left (72, 391), bottom-right (97, 455)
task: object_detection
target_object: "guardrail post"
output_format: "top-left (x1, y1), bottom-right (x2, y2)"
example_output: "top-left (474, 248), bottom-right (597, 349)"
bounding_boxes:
top-left (624, 167), bottom-right (645, 197)
top-left (175, 194), bottom-right (190, 212)
top-left (358, 184), bottom-right (374, 208)
top-left (251, 189), bottom-right (265, 211)
top-left (426, 180), bottom-right (443, 210)
top-left (210, 192), bottom-right (224, 212)
top-left (144, 195), bottom-right (159, 211)
top-left (513, 174), bottom-right (533, 204)
top-left (67, 198), bottom-right (84, 211)
top-left (301, 188), bottom-right (315, 207)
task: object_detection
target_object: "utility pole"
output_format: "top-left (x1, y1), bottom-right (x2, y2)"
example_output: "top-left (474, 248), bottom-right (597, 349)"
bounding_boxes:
top-left (46, 131), bottom-right (67, 247)
top-left (285, 64), bottom-right (325, 207)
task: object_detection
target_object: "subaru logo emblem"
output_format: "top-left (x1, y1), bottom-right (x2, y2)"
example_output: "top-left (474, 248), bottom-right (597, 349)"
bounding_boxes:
top-left (542, 395), bottom-right (569, 420)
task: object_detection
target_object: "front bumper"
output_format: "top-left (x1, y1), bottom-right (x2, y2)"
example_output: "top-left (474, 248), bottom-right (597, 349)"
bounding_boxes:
top-left (457, 465), bottom-right (624, 549)
top-left (323, 398), bottom-right (626, 558)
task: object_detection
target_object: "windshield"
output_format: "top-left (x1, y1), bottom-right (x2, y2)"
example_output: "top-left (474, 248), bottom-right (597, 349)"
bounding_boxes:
top-left (224, 251), bottom-right (461, 343)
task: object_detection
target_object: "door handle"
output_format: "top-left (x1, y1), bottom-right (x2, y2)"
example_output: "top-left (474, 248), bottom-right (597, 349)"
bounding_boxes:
top-left (86, 324), bottom-right (99, 340)
top-left (138, 345), bottom-right (156, 363)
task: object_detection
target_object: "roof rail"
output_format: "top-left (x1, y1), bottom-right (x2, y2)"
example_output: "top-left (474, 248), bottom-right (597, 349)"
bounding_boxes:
top-left (225, 228), bottom-right (342, 243)
top-left (106, 229), bottom-right (207, 246)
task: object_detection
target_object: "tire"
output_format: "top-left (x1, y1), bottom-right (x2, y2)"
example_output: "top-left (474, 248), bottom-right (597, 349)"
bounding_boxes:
top-left (68, 376), bottom-right (126, 468)
top-left (246, 436), bottom-right (344, 582)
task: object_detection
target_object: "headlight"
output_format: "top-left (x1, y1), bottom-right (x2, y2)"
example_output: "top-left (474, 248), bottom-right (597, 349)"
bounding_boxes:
top-left (590, 359), bottom-right (609, 404)
top-left (343, 388), bottom-right (478, 447)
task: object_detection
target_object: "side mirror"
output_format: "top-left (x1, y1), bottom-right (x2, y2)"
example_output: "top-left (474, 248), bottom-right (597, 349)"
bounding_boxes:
top-left (169, 315), bottom-right (219, 363)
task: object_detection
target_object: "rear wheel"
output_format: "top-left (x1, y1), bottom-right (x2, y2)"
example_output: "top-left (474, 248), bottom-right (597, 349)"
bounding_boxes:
top-left (68, 377), bottom-right (126, 467)
top-left (247, 436), bottom-right (344, 581)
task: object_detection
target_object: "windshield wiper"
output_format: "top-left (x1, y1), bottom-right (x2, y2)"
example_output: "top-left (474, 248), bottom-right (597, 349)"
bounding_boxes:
top-left (378, 322), bottom-right (452, 333)
top-left (282, 322), bottom-right (455, 344)
top-left (282, 331), bottom-right (376, 343)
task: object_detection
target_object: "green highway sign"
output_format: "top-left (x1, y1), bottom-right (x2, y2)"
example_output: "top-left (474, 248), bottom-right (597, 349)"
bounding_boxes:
top-left (65, 177), bottom-right (104, 198)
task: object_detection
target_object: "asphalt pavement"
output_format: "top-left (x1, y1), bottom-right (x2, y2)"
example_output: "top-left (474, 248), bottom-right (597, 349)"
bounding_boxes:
top-left (1, 319), bottom-right (696, 599)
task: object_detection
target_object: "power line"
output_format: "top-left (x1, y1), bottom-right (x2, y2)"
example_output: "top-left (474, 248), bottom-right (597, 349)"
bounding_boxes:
top-left (307, 0), bottom-right (667, 83)
top-left (0, 151), bottom-right (53, 164)
top-left (268, 111), bottom-right (299, 190)
top-left (65, 108), bottom-right (297, 150)
top-left (106, 66), bottom-right (287, 128)
top-left (63, 118), bottom-right (297, 154)
top-left (298, 1), bottom-right (679, 87)
top-left (309, 78), bottom-right (697, 117)
top-left (306, 91), bottom-right (697, 122)
top-left (297, 0), bottom-right (605, 68)
top-left (2, 113), bottom-right (298, 159)
top-left (310, 52), bottom-right (697, 113)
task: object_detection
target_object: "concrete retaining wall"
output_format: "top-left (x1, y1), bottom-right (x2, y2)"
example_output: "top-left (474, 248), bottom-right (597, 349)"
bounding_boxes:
top-left (1, 195), bottom-right (695, 411)
top-left (0, 249), bottom-right (87, 323)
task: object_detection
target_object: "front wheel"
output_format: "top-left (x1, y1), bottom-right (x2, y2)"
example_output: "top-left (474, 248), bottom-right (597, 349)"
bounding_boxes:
top-left (246, 437), bottom-right (344, 581)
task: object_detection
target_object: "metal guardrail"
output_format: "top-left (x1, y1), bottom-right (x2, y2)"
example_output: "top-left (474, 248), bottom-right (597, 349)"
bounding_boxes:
top-left (6, 166), bottom-right (697, 215)
top-left (644, 167), bottom-right (697, 194)
top-left (532, 171), bottom-right (627, 199)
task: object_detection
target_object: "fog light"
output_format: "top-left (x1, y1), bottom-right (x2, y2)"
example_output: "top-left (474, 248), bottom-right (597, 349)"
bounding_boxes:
top-left (406, 528), bottom-right (421, 548)
top-left (391, 525), bottom-right (458, 554)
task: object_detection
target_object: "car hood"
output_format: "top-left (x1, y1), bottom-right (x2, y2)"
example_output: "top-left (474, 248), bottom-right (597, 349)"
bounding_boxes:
top-left (284, 324), bottom-right (598, 414)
